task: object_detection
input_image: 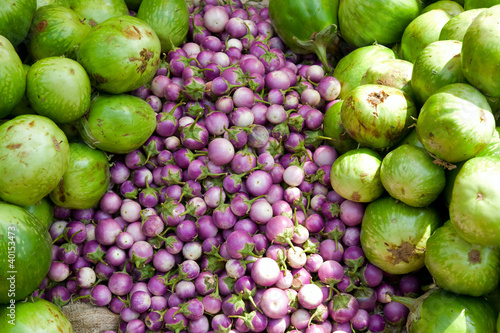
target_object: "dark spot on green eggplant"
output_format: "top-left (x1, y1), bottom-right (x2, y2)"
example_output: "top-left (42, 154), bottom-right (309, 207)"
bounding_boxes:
top-left (367, 90), bottom-right (389, 108)
top-left (52, 136), bottom-right (61, 151)
top-left (29, 121), bottom-right (35, 127)
top-left (468, 249), bottom-right (481, 264)
top-left (125, 25), bottom-right (142, 40)
top-left (387, 241), bottom-right (418, 265)
top-left (36, 20), bottom-right (48, 32)
top-left (89, 19), bottom-right (97, 28)
top-left (6, 143), bottom-right (22, 150)
top-left (477, 191), bottom-right (485, 200)
top-left (92, 73), bottom-right (108, 84)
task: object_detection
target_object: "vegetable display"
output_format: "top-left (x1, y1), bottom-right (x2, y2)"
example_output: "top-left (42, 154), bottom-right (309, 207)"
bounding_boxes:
top-left (2, 1), bottom-right (500, 332)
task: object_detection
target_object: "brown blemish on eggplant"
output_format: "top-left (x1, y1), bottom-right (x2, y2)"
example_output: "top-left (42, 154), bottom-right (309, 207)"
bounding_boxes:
top-left (125, 25), bottom-right (142, 39)
top-left (387, 241), bottom-right (418, 265)
top-left (367, 90), bottom-right (389, 108)
top-left (52, 136), bottom-right (61, 151)
top-left (92, 73), bottom-right (108, 84)
top-left (6, 143), bottom-right (22, 150)
top-left (36, 20), bottom-right (48, 32)
top-left (468, 249), bottom-right (481, 264)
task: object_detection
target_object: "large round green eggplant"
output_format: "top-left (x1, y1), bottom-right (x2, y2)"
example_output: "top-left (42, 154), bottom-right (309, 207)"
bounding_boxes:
top-left (425, 221), bottom-right (500, 296)
top-left (338, 0), bottom-right (422, 48)
top-left (411, 40), bottom-right (466, 105)
top-left (137, 0), bottom-right (190, 54)
top-left (330, 148), bottom-right (384, 203)
top-left (77, 94), bottom-right (156, 154)
top-left (464, 0), bottom-right (500, 9)
top-left (0, 115), bottom-right (70, 206)
top-left (26, 57), bottom-right (91, 124)
top-left (439, 8), bottom-right (485, 41)
top-left (322, 100), bottom-right (358, 155)
top-left (28, 5), bottom-right (92, 60)
top-left (417, 83), bottom-right (495, 163)
top-left (0, 202), bottom-right (52, 304)
top-left (461, 5), bottom-right (500, 98)
top-left (400, 9), bottom-right (452, 63)
top-left (341, 84), bottom-right (417, 149)
top-left (360, 58), bottom-right (415, 101)
top-left (421, 0), bottom-right (464, 16)
top-left (391, 289), bottom-right (497, 333)
top-left (0, 0), bottom-right (36, 46)
top-left (333, 44), bottom-right (396, 99)
top-left (360, 196), bottom-right (441, 274)
top-left (50, 142), bottom-right (110, 209)
top-left (0, 298), bottom-right (73, 332)
top-left (21, 197), bottom-right (53, 230)
top-left (380, 144), bottom-right (445, 207)
top-left (71, 0), bottom-right (128, 27)
top-left (0, 36), bottom-right (26, 119)
top-left (450, 156), bottom-right (500, 246)
top-left (269, 0), bottom-right (339, 72)
top-left (77, 15), bottom-right (161, 94)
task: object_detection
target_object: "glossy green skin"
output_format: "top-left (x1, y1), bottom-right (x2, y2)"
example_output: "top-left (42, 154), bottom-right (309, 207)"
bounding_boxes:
top-left (0, 298), bottom-right (73, 331)
top-left (71, 0), bottom-right (129, 28)
top-left (411, 40), bottom-right (466, 105)
top-left (341, 84), bottom-right (417, 149)
top-left (0, 115), bottom-right (70, 206)
top-left (381, 144), bottom-right (445, 207)
top-left (360, 196), bottom-right (441, 274)
top-left (77, 15), bottom-right (161, 94)
top-left (360, 59), bottom-right (415, 102)
top-left (465, 0), bottom-right (500, 9)
top-left (269, 0), bottom-right (339, 54)
top-left (408, 289), bottom-right (496, 333)
top-left (400, 9), bottom-right (452, 63)
top-left (461, 5), bottom-right (500, 98)
top-left (0, 36), bottom-right (26, 119)
top-left (37, 0), bottom-right (71, 8)
top-left (28, 5), bottom-right (92, 60)
top-left (323, 101), bottom-right (358, 155)
top-left (426, 221), bottom-right (500, 296)
top-left (330, 148), bottom-right (384, 203)
top-left (339, 0), bottom-right (422, 48)
top-left (26, 57), bottom-right (91, 124)
top-left (21, 197), bottom-right (53, 230)
top-left (478, 141), bottom-right (500, 157)
top-left (137, 0), bottom-right (190, 53)
top-left (333, 44), bottom-right (396, 99)
top-left (78, 94), bottom-right (156, 154)
top-left (450, 156), bottom-right (500, 246)
top-left (439, 9), bottom-right (485, 41)
top-left (417, 83), bottom-right (495, 163)
top-left (50, 142), bottom-right (110, 209)
top-left (0, 202), bottom-right (52, 304)
top-left (421, 0), bottom-right (464, 16)
top-left (0, 0), bottom-right (36, 46)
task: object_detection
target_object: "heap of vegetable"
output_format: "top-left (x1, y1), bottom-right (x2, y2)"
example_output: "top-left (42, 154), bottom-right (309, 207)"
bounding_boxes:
top-left (2, 0), bottom-right (500, 332)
